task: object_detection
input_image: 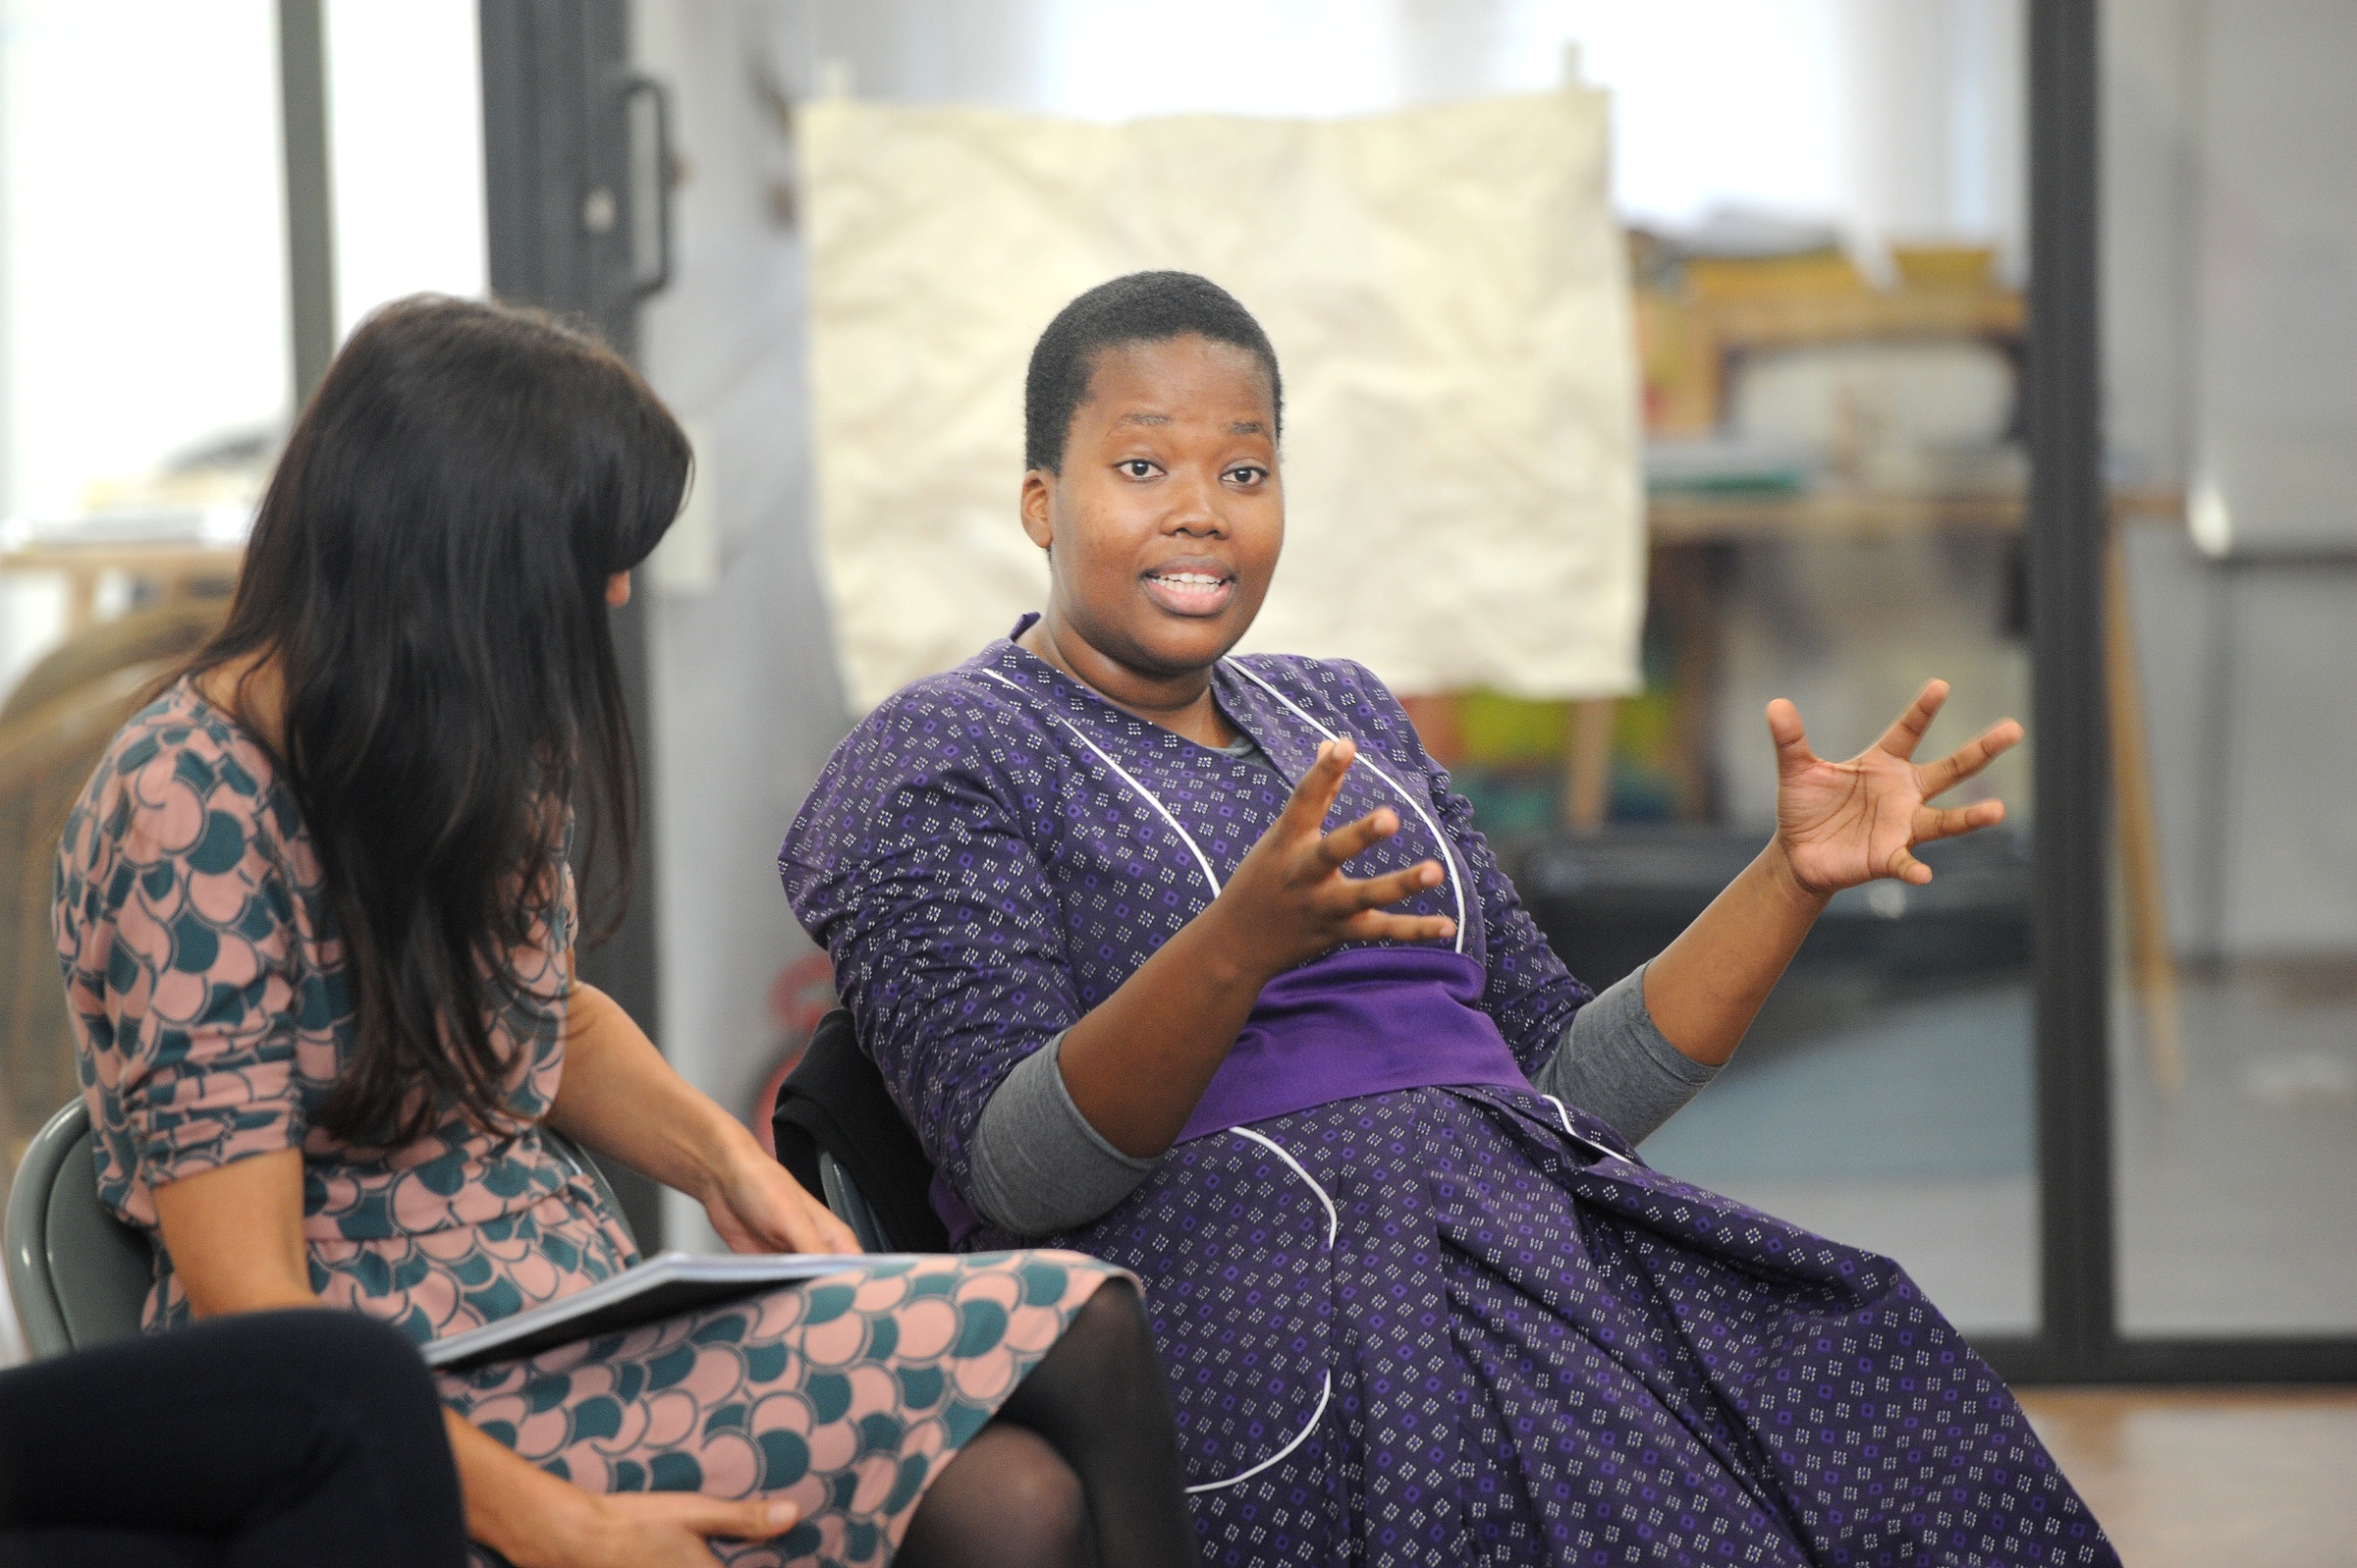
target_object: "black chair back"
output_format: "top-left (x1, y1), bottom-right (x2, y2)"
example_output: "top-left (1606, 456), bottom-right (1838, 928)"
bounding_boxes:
top-left (771, 1009), bottom-right (948, 1253)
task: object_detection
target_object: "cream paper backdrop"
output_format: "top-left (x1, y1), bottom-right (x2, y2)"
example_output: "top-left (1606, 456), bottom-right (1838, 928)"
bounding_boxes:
top-left (801, 88), bottom-right (1643, 714)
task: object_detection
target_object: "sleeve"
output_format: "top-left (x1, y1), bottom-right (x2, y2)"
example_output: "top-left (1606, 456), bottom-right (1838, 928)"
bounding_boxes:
top-left (62, 736), bottom-right (309, 1192)
top-left (967, 1032), bottom-right (1156, 1234)
top-left (1337, 665), bottom-right (1595, 1075)
top-left (1530, 963), bottom-right (1721, 1143)
top-left (778, 695), bottom-right (1085, 1206)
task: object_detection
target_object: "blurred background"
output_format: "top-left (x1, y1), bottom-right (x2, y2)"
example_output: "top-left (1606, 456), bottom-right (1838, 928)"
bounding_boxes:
top-left (1, 5), bottom-right (2351, 1517)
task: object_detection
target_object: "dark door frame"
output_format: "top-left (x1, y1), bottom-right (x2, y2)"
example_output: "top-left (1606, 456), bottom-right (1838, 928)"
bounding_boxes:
top-left (474, 0), bottom-right (668, 1248)
top-left (1979, 0), bottom-right (2356, 1385)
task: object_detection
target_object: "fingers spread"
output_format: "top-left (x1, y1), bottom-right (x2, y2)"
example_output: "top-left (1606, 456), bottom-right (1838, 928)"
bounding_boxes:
top-left (1917, 719), bottom-right (2024, 795)
top-left (1346, 860), bottom-right (1446, 911)
top-left (1764, 699), bottom-right (1818, 770)
top-left (1318, 808), bottom-right (1398, 867)
top-left (1281, 736), bottom-right (1357, 835)
top-left (1914, 799), bottom-right (2004, 842)
top-left (1874, 679), bottom-right (1950, 760)
top-left (1886, 849), bottom-right (1934, 887)
top-left (1345, 910), bottom-right (1458, 945)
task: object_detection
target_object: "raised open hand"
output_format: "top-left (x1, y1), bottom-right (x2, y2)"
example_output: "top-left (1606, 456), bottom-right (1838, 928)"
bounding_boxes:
top-left (1770, 679), bottom-right (2022, 897)
top-left (1210, 737), bottom-right (1457, 980)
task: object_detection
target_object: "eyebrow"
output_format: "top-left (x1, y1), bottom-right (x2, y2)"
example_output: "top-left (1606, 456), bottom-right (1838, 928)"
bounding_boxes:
top-left (1115, 411), bottom-right (1172, 428)
top-left (1230, 419), bottom-right (1267, 435)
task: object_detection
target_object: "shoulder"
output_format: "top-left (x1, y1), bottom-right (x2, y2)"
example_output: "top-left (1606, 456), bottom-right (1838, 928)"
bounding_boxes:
top-left (784, 661), bottom-right (1055, 874)
top-left (825, 662), bottom-right (1061, 787)
top-left (1229, 653), bottom-right (1425, 762)
top-left (67, 682), bottom-right (291, 874)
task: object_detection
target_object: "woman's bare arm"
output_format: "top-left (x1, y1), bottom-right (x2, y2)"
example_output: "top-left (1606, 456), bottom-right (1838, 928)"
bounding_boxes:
top-left (547, 981), bottom-right (857, 1255)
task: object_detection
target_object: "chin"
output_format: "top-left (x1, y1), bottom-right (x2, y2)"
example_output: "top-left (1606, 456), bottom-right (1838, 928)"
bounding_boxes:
top-left (1127, 618), bottom-right (1244, 675)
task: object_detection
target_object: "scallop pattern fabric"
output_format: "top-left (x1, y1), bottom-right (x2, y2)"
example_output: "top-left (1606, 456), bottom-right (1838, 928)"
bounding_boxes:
top-left (55, 680), bottom-right (1124, 1565)
top-left (441, 1251), bottom-right (1111, 1566)
top-left (783, 622), bottom-right (2119, 1567)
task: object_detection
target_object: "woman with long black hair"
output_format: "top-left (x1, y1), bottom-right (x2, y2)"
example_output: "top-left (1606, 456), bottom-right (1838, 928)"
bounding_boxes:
top-left (52, 296), bottom-right (1197, 1568)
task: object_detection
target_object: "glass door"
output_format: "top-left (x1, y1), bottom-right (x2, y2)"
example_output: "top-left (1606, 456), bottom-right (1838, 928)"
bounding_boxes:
top-left (2104, 0), bottom-right (2357, 1350)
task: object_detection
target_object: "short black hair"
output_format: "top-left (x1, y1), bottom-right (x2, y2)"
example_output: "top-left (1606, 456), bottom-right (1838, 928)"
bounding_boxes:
top-left (1023, 271), bottom-right (1283, 472)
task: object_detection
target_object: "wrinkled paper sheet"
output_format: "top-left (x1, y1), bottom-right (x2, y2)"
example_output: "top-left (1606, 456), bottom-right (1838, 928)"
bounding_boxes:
top-left (801, 89), bottom-right (1642, 712)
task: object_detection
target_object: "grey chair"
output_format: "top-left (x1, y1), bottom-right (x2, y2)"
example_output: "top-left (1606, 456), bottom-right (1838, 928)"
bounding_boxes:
top-left (6, 1096), bottom-right (635, 1361)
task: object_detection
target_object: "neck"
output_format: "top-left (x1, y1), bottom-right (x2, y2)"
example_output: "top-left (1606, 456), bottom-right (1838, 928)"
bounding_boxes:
top-left (193, 649), bottom-right (289, 757)
top-left (1019, 612), bottom-right (1235, 747)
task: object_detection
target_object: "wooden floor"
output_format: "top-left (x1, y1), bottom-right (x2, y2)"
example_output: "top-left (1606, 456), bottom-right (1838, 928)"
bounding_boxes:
top-left (2018, 1387), bottom-right (2357, 1567)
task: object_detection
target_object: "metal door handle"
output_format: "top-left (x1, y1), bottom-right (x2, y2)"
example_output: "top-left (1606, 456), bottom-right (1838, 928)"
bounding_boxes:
top-left (623, 74), bottom-right (675, 299)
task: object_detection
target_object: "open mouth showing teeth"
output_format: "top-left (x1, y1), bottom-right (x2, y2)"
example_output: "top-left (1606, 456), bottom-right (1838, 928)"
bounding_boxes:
top-left (1141, 569), bottom-right (1235, 616)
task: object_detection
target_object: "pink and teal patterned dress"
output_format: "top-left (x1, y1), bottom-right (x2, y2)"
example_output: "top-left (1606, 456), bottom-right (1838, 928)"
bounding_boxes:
top-left (53, 679), bottom-right (1118, 1565)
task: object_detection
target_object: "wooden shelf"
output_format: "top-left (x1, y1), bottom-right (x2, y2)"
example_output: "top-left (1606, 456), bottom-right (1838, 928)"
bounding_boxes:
top-left (0, 541), bottom-right (243, 633)
top-left (1649, 489), bottom-right (2024, 543)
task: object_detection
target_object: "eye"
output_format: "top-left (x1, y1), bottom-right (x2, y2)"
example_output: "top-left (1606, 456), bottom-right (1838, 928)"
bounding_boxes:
top-left (1225, 464), bottom-right (1267, 486)
top-left (1118, 460), bottom-right (1161, 480)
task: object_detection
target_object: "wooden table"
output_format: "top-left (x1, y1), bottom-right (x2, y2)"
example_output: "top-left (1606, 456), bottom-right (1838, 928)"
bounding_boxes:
top-left (0, 541), bottom-right (244, 636)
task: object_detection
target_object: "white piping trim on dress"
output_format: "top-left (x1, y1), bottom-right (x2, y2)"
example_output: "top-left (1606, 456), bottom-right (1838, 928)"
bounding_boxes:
top-left (1181, 1125), bottom-right (1338, 1494)
top-left (1223, 661), bottom-right (1467, 953)
top-left (977, 662), bottom-right (1342, 1492)
top-left (1183, 1371), bottom-right (1334, 1494)
top-left (975, 667), bottom-right (1222, 897)
top-left (1539, 1092), bottom-right (1630, 1164)
top-left (1227, 1125), bottom-right (1340, 1248)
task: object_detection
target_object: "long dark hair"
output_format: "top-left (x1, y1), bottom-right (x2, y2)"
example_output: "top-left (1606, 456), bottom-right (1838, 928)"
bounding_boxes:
top-left (190, 296), bottom-right (689, 1147)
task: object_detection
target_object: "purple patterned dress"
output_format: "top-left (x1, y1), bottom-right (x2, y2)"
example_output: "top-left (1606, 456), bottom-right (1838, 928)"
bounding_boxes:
top-left (55, 679), bottom-right (1123, 1567)
top-left (781, 622), bottom-right (2116, 1568)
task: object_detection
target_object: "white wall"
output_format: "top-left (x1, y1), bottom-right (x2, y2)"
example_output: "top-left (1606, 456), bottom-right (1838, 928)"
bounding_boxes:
top-left (2106, 0), bottom-right (2357, 959)
top-left (323, 0), bottom-right (487, 337)
top-left (0, 0), bottom-right (290, 524)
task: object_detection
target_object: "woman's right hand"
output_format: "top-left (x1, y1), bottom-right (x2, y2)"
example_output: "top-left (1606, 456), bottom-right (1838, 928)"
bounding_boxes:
top-left (521, 1490), bottom-right (799, 1568)
top-left (1209, 737), bottom-right (1456, 979)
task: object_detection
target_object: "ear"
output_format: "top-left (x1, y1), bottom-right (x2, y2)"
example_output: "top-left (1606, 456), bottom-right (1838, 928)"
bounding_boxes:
top-left (605, 571), bottom-right (632, 608)
top-left (1019, 470), bottom-right (1055, 552)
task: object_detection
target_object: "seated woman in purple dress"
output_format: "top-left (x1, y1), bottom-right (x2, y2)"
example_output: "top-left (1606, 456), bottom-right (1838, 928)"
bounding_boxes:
top-left (54, 297), bottom-right (1198, 1568)
top-left (781, 273), bottom-right (2116, 1568)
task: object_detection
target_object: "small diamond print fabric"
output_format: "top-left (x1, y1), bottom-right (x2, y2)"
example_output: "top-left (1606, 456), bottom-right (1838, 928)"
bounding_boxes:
top-left (783, 622), bottom-right (2118, 1567)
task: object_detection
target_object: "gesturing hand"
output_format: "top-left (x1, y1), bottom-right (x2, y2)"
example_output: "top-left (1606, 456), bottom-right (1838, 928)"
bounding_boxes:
top-left (1211, 737), bottom-right (1457, 979)
top-left (1770, 679), bottom-right (2023, 897)
top-left (1772, 674), bottom-right (2017, 891)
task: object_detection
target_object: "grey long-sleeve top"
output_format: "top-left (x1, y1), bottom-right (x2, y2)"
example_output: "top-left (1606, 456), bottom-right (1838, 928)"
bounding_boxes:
top-left (964, 735), bottom-right (1720, 1237)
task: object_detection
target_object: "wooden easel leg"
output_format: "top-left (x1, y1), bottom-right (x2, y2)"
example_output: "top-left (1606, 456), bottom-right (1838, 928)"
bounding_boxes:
top-left (1565, 697), bottom-right (1616, 833)
top-left (2108, 524), bottom-right (2185, 1094)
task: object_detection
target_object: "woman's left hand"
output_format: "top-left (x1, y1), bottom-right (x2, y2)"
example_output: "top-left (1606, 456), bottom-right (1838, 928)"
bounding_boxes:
top-left (1770, 679), bottom-right (2023, 897)
top-left (700, 1143), bottom-right (862, 1257)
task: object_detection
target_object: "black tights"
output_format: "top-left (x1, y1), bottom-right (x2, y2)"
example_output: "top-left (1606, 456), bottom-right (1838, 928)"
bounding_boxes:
top-left (0, 1309), bottom-right (466, 1567)
top-left (898, 1277), bottom-right (1200, 1568)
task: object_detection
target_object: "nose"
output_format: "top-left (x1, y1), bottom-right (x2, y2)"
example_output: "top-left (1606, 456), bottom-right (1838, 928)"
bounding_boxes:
top-left (1165, 466), bottom-right (1228, 537)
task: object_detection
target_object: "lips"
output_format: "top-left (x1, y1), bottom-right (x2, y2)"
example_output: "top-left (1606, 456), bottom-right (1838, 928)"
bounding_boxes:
top-left (1140, 566), bottom-right (1235, 617)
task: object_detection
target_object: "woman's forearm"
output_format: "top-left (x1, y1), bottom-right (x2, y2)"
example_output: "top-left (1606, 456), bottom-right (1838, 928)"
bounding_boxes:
top-left (546, 981), bottom-right (758, 1203)
top-left (1641, 838), bottom-right (1831, 1068)
top-left (1055, 902), bottom-right (1277, 1158)
top-left (449, 1409), bottom-right (603, 1568)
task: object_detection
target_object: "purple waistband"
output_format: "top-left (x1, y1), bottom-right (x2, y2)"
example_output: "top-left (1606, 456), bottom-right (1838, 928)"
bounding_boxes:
top-left (935, 945), bottom-right (1528, 1243)
top-left (1175, 945), bottom-right (1528, 1144)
